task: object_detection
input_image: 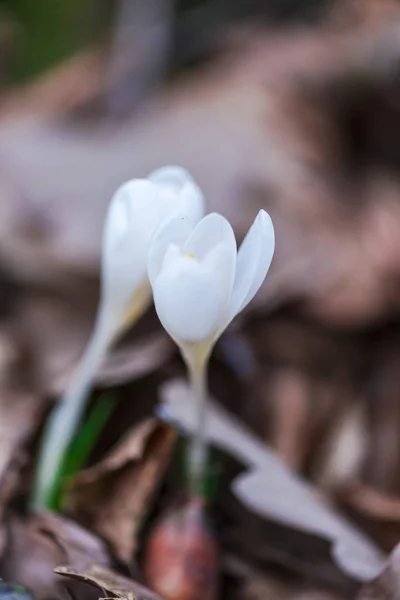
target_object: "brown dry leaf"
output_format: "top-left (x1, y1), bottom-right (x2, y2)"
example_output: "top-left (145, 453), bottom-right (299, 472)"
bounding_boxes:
top-left (0, 390), bottom-right (42, 541)
top-left (226, 556), bottom-right (292, 600)
top-left (226, 556), bottom-right (346, 600)
top-left (66, 418), bottom-right (176, 563)
top-left (54, 563), bottom-right (164, 600)
top-left (338, 483), bottom-right (400, 553)
top-left (356, 542), bottom-right (400, 600)
top-left (0, 328), bottom-right (43, 555)
top-left (160, 379), bottom-right (386, 583)
top-left (266, 367), bottom-right (312, 470)
top-left (0, 512), bottom-right (110, 600)
top-left (312, 401), bottom-right (368, 493)
top-left (346, 484), bottom-right (400, 522)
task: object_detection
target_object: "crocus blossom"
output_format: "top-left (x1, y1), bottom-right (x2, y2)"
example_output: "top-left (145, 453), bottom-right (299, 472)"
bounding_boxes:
top-left (32, 166), bottom-right (205, 509)
top-left (102, 166), bottom-right (205, 340)
top-left (148, 209), bottom-right (274, 494)
top-left (148, 210), bottom-right (275, 360)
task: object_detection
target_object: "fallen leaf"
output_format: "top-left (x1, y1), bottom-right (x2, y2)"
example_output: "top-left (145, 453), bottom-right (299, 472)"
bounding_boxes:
top-left (54, 563), bottom-right (163, 600)
top-left (0, 328), bottom-right (44, 556)
top-left (225, 556), bottom-right (292, 600)
top-left (0, 390), bottom-right (43, 546)
top-left (338, 483), bottom-right (400, 553)
top-left (226, 556), bottom-right (346, 600)
top-left (0, 513), bottom-right (110, 600)
top-left (312, 401), bottom-right (368, 492)
top-left (159, 379), bottom-right (385, 582)
top-left (356, 541), bottom-right (400, 600)
top-left (346, 484), bottom-right (400, 522)
top-left (66, 418), bottom-right (176, 563)
top-left (266, 367), bottom-right (312, 470)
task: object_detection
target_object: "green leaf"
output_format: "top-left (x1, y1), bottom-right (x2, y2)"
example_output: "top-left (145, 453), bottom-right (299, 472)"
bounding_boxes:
top-left (47, 393), bottom-right (117, 511)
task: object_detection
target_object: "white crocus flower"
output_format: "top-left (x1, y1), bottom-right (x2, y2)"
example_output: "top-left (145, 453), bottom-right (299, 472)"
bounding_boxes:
top-left (32, 166), bottom-right (205, 510)
top-left (148, 210), bottom-right (275, 493)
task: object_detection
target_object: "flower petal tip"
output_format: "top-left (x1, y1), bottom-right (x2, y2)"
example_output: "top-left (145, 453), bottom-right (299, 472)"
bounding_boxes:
top-left (149, 165), bottom-right (195, 186)
top-left (257, 209), bottom-right (275, 244)
top-left (257, 209), bottom-right (273, 228)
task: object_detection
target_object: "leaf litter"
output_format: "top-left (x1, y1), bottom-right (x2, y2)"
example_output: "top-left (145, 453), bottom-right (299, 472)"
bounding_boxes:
top-left (65, 418), bottom-right (176, 563)
top-left (160, 379), bottom-right (385, 582)
top-left (1, 2), bottom-right (400, 600)
top-left (54, 564), bottom-right (163, 600)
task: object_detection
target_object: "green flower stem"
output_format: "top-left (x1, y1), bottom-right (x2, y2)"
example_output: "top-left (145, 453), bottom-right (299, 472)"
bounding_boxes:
top-left (31, 288), bottom-right (151, 511)
top-left (31, 321), bottom-right (109, 510)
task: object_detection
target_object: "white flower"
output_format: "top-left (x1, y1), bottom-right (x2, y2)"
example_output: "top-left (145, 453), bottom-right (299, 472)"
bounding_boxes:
top-left (148, 210), bottom-right (275, 358)
top-left (102, 165), bottom-right (205, 339)
top-left (32, 166), bottom-right (205, 510)
top-left (148, 209), bottom-right (274, 495)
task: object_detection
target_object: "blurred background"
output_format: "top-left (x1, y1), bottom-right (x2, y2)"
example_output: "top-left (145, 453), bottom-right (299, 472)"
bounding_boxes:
top-left (1, 1), bottom-right (400, 599)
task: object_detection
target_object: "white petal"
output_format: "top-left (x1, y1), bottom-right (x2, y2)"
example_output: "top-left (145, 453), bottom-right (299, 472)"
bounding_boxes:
top-left (101, 168), bottom-right (206, 341)
top-left (147, 215), bottom-right (193, 287)
top-left (103, 184), bottom-right (132, 248)
top-left (184, 212), bottom-right (237, 260)
top-left (100, 179), bottom-right (163, 338)
top-left (148, 165), bottom-right (194, 191)
top-left (150, 166), bottom-right (205, 226)
top-left (153, 244), bottom-right (233, 343)
top-left (183, 213), bottom-right (237, 325)
top-left (229, 210), bottom-right (275, 318)
top-left (178, 181), bottom-right (205, 226)
top-left (105, 179), bottom-right (163, 247)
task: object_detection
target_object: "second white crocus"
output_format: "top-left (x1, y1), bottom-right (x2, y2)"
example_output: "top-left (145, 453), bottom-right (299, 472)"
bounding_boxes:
top-left (148, 210), bottom-right (275, 493)
top-left (32, 166), bottom-right (204, 510)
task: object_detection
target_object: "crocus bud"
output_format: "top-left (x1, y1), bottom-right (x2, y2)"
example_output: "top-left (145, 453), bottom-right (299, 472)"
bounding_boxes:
top-left (102, 166), bottom-right (205, 339)
top-left (144, 497), bottom-right (219, 600)
top-left (32, 166), bottom-right (205, 510)
top-left (148, 210), bottom-right (275, 362)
